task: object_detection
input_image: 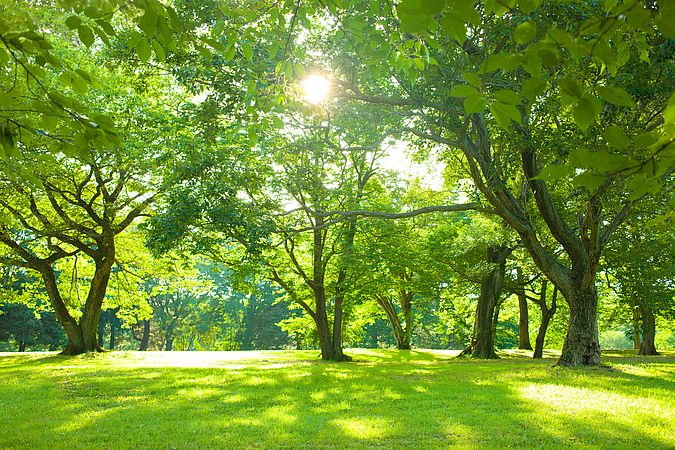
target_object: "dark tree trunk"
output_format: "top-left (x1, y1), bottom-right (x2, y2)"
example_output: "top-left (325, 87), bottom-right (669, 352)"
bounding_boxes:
top-left (39, 265), bottom-right (86, 355)
top-left (517, 282), bottom-right (533, 350)
top-left (109, 322), bottom-right (116, 350)
top-left (631, 307), bottom-right (641, 350)
top-left (638, 305), bottom-right (659, 355)
top-left (97, 320), bottom-right (105, 348)
top-left (465, 245), bottom-right (511, 359)
top-left (533, 282), bottom-right (557, 359)
top-left (165, 336), bottom-right (174, 351)
top-left (139, 320), bottom-right (150, 351)
top-left (18, 341), bottom-right (27, 352)
top-left (401, 289), bottom-right (413, 350)
top-left (557, 286), bottom-right (600, 366)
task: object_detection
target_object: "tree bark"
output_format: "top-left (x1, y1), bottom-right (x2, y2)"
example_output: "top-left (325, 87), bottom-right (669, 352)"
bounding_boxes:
top-left (109, 321), bottom-right (116, 350)
top-left (557, 286), bottom-right (600, 366)
top-left (516, 270), bottom-right (533, 350)
top-left (638, 304), bottom-right (659, 355)
top-left (375, 292), bottom-right (412, 350)
top-left (533, 282), bottom-right (557, 358)
top-left (97, 320), bottom-right (105, 348)
top-left (401, 289), bottom-right (413, 350)
top-left (139, 320), bottom-right (150, 351)
top-left (465, 245), bottom-right (510, 359)
top-left (631, 307), bottom-right (641, 350)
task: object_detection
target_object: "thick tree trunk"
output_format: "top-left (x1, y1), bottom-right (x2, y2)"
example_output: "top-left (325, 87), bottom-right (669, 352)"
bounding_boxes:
top-left (557, 286), bottom-right (600, 366)
top-left (331, 296), bottom-right (349, 361)
top-left (139, 320), bottom-right (150, 351)
top-left (465, 245), bottom-right (510, 359)
top-left (631, 307), bottom-right (642, 350)
top-left (79, 252), bottom-right (114, 353)
top-left (533, 283), bottom-right (557, 359)
top-left (517, 292), bottom-right (533, 350)
top-left (39, 265), bottom-right (86, 355)
top-left (18, 341), bottom-right (27, 352)
top-left (638, 305), bottom-right (659, 356)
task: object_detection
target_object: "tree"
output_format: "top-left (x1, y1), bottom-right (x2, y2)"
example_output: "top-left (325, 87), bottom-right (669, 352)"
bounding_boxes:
top-left (283, 0), bottom-right (674, 365)
top-left (603, 209), bottom-right (675, 355)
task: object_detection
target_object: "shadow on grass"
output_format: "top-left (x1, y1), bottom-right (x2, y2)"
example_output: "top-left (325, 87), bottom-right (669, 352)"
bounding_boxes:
top-left (1, 351), bottom-right (674, 448)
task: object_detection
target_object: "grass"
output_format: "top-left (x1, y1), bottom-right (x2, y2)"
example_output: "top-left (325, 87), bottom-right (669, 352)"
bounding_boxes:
top-left (0, 349), bottom-right (673, 449)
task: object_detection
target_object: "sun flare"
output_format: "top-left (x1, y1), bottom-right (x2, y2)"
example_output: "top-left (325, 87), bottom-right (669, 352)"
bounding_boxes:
top-left (301, 75), bottom-right (330, 104)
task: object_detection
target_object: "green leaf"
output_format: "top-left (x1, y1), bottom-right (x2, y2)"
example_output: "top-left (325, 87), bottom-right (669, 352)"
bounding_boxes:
top-left (522, 77), bottom-right (545, 99)
top-left (65, 15), bottom-right (81, 30)
top-left (480, 53), bottom-right (511, 73)
top-left (463, 72), bottom-right (481, 88)
top-left (596, 86), bottom-right (635, 107)
top-left (490, 101), bottom-right (521, 129)
top-left (664, 92), bottom-right (675, 125)
top-left (531, 163), bottom-right (574, 182)
top-left (397, 0), bottom-right (433, 33)
top-left (84, 6), bottom-right (101, 18)
top-left (0, 125), bottom-right (15, 157)
top-left (138, 11), bottom-right (158, 36)
top-left (518, 0), bottom-right (541, 14)
top-left (513, 21), bottom-right (536, 44)
top-left (212, 20), bottom-right (225, 36)
top-left (573, 96), bottom-right (597, 130)
top-left (463, 95), bottom-right (487, 114)
top-left (422, 0), bottom-right (446, 14)
top-left (440, 14), bottom-right (466, 43)
top-left (572, 172), bottom-right (605, 192)
top-left (137, 39), bottom-right (152, 62)
top-left (151, 41), bottom-right (166, 62)
top-left (558, 77), bottom-right (583, 98)
top-left (450, 84), bottom-right (478, 97)
top-left (242, 43), bottom-right (254, 61)
top-left (77, 25), bottom-right (95, 47)
top-left (603, 126), bottom-right (630, 149)
top-left (493, 89), bottom-right (521, 105)
top-left (633, 132), bottom-right (656, 149)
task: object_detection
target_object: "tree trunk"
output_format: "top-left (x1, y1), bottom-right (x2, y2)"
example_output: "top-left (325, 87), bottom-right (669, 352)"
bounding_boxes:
top-left (557, 286), bottom-right (600, 366)
top-left (517, 291), bottom-right (533, 350)
top-left (139, 320), bottom-right (150, 351)
top-left (79, 251), bottom-right (114, 353)
top-left (109, 321), bottom-right (116, 350)
top-left (401, 289), bottom-right (413, 350)
top-left (465, 245), bottom-right (510, 359)
top-left (39, 264), bottom-right (86, 355)
top-left (165, 335), bottom-right (174, 351)
top-left (19, 341), bottom-right (27, 352)
top-left (97, 320), bottom-right (105, 348)
top-left (331, 295), bottom-right (349, 361)
top-left (631, 307), bottom-right (641, 350)
top-left (533, 283), bottom-right (557, 359)
top-left (638, 305), bottom-right (659, 355)
top-left (375, 294), bottom-right (409, 350)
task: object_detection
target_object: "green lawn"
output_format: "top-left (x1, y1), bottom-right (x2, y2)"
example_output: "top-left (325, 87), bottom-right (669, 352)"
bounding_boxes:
top-left (0, 349), bottom-right (673, 449)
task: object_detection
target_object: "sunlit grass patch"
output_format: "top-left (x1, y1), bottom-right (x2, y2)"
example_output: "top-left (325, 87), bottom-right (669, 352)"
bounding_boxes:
top-left (0, 349), bottom-right (673, 449)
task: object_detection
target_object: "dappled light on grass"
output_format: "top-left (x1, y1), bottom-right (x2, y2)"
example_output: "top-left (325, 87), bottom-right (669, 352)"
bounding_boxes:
top-left (1, 350), bottom-right (674, 448)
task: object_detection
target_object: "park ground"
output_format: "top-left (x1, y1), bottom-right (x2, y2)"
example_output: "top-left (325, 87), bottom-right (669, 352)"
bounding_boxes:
top-left (0, 349), bottom-right (673, 449)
